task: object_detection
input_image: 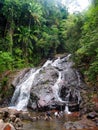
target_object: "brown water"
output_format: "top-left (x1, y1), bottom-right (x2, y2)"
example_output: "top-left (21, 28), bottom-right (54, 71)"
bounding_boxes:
top-left (23, 119), bottom-right (66, 130)
top-left (23, 112), bottom-right (98, 130)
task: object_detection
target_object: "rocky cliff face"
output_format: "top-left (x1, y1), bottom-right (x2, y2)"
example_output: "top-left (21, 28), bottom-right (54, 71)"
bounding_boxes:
top-left (29, 55), bottom-right (87, 111)
top-left (10, 54), bottom-right (88, 112)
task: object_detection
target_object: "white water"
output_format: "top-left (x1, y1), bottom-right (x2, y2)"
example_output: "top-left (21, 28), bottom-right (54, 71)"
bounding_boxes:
top-left (9, 60), bottom-right (52, 111)
top-left (76, 71), bottom-right (81, 87)
top-left (64, 105), bottom-right (71, 114)
top-left (51, 57), bottom-right (69, 103)
top-left (43, 60), bottom-right (52, 67)
top-left (64, 89), bottom-right (71, 114)
top-left (52, 57), bottom-right (61, 67)
top-left (51, 71), bottom-right (64, 102)
top-left (10, 69), bottom-right (41, 111)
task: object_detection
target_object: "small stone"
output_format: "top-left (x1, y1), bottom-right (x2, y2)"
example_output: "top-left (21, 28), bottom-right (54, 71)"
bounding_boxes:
top-left (87, 112), bottom-right (97, 119)
top-left (9, 115), bottom-right (16, 122)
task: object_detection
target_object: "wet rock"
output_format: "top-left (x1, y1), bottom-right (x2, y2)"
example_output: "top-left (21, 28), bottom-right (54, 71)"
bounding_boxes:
top-left (2, 110), bottom-right (9, 122)
top-left (0, 108), bottom-right (23, 130)
top-left (64, 121), bottom-right (86, 130)
top-left (95, 118), bottom-right (98, 126)
top-left (9, 115), bottom-right (16, 122)
top-left (69, 103), bottom-right (79, 112)
top-left (30, 66), bottom-right (58, 109)
top-left (87, 111), bottom-right (98, 119)
top-left (11, 68), bottom-right (30, 87)
top-left (10, 55), bottom-right (88, 111)
top-left (94, 103), bottom-right (98, 113)
top-left (20, 112), bottom-right (31, 120)
top-left (30, 117), bottom-right (38, 121)
top-left (0, 119), bottom-right (5, 129)
top-left (14, 118), bottom-right (23, 130)
top-left (0, 119), bottom-right (15, 130)
top-left (4, 123), bottom-right (15, 130)
top-left (29, 58), bottom-right (87, 110)
top-left (64, 117), bottom-right (96, 130)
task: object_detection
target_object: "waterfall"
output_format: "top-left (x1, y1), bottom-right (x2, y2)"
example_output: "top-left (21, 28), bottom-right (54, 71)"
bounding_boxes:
top-left (51, 55), bottom-right (71, 103)
top-left (9, 60), bottom-right (52, 111)
top-left (76, 71), bottom-right (81, 87)
top-left (64, 105), bottom-right (71, 114)
top-left (64, 89), bottom-right (71, 114)
top-left (9, 54), bottom-right (83, 111)
top-left (51, 71), bottom-right (65, 103)
top-left (43, 60), bottom-right (52, 68)
top-left (10, 69), bottom-right (41, 111)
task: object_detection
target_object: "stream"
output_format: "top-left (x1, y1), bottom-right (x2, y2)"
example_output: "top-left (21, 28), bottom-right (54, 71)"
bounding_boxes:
top-left (23, 111), bottom-right (77, 130)
top-left (23, 111), bottom-right (98, 130)
top-left (23, 117), bottom-right (65, 130)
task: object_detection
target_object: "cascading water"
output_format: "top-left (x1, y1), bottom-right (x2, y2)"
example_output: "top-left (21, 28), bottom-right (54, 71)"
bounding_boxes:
top-left (51, 71), bottom-right (65, 103)
top-left (9, 60), bottom-right (52, 111)
top-left (64, 105), bottom-right (71, 114)
top-left (51, 55), bottom-right (73, 105)
top-left (10, 54), bottom-right (84, 113)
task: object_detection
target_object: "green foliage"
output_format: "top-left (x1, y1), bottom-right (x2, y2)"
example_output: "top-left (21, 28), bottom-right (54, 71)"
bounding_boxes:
top-left (0, 52), bottom-right (14, 72)
top-left (0, 0), bottom-right (97, 84)
top-left (58, 14), bottom-right (83, 53)
top-left (0, 50), bottom-right (26, 73)
top-left (87, 60), bottom-right (98, 82)
top-left (13, 48), bottom-right (26, 68)
top-left (76, 1), bottom-right (98, 82)
top-left (36, 24), bottom-right (60, 58)
top-left (0, 76), bottom-right (8, 96)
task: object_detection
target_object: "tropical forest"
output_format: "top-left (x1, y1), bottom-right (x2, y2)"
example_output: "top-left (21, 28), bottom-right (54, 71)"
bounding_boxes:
top-left (0, 0), bottom-right (98, 130)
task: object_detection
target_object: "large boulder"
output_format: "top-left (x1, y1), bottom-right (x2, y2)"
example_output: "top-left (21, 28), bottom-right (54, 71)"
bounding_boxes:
top-left (10, 55), bottom-right (89, 112)
top-left (64, 117), bottom-right (96, 130)
top-left (29, 66), bottom-right (58, 109)
top-left (28, 56), bottom-right (87, 111)
top-left (0, 119), bottom-right (15, 130)
top-left (0, 108), bottom-right (23, 130)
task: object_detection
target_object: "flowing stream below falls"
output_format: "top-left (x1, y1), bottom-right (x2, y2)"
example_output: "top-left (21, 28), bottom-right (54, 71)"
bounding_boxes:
top-left (22, 111), bottom-right (98, 130)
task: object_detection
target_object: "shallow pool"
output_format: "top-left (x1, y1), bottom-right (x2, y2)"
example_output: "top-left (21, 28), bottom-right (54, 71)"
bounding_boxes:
top-left (23, 111), bottom-right (98, 130)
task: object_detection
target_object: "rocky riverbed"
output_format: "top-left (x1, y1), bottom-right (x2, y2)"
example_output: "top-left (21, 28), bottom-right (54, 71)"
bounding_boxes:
top-left (0, 107), bottom-right (98, 130)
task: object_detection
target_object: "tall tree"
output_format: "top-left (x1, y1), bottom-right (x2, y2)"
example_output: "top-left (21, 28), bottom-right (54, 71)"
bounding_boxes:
top-left (76, 0), bottom-right (98, 82)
